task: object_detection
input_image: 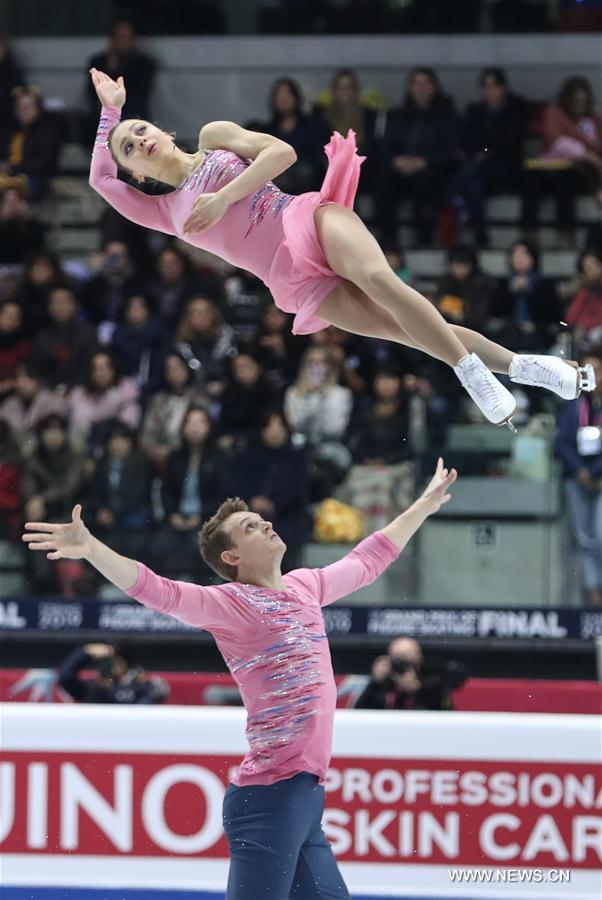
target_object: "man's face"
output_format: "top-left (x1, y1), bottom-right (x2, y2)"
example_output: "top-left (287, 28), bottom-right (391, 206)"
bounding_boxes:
top-left (221, 511), bottom-right (286, 575)
top-left (49, 289), bottom-right (77, 323)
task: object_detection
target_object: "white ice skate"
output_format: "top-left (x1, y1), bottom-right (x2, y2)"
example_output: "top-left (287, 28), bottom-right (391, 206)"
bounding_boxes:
top-left (454, 353), bottom-right (517, 430)
top-left (509, 355), bottom-right (596, 401)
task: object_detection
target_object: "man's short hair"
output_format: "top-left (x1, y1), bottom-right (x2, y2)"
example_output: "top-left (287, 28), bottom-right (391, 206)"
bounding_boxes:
top-left (199, 498), bottom-right (249, 581)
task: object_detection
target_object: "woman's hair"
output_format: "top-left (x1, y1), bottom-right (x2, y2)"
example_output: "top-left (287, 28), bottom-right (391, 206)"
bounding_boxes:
top-left (0, 419), bottom-right (21, 464)
top-left (448, 244), bottom-right (478, 269)
top-left (269, 77), bottom-right (304, 121)
top-left (163, 350), bottom-right (193, 389)
top-left (21, 249), bottom-right (62, 281)
top-left (479, 67), bottom-right (508, 88)
top-left (175, 295), bottom-right (224, 342)
top-left (15, 359), bottom-right (42, 381)
top-left (107, 120), bottom-right (177, 182)
top-left (557, 76), bottom-right (594, 119)
top-left (508, 238), bottom-right (540, 272)
top-left (199, 497), bottom-right (249, 581)
top-left (84, 350), bottom-right (119, 393)
top-left (577, 247), bottom-right (602, 273)
top-left (258, 407), bottom-right (291, 441)
top-left (293, 346), bottom-right (339, 395)
top-left (103, 419), bottom-right (137, 451)
top-left (34, 413), bottom-right (68, 461)
top-left (331, 68), bottom-right (361, 103)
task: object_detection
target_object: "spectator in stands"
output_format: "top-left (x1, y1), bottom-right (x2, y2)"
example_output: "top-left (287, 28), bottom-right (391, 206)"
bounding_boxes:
top-left (68, 349), bottom-right (141, 453)
top-left (564, 249), bottom-right (602, 345)
top-left (227, 409), bottom-right (309, 570)
top-left (0, 186), bottom-right (45, 264)
top-left (23, 413), bottom-right (86, 592)
top-left (174, 295), bottom-right (235, 390)
top-left (491, 240), bottom-right (560, 352)
top-left (377, 67), bottom-right (461, 245)
top-left (285, 346), bottom-right (353, 445)
top-left (0, 360), bottom-right (66, 441)
top-left (446, 67), bottom-right (528, 247)
top-left (355, 637), bottom-right (467, 710)
top-left (83, 420), bottom-right (151, 560)
top-left (0, 418), bottom-right (22, 541)
top-left (285, 346), bottom-right (353, 498)
top-left (14, 250), bottom-right (64, 336)
top-left (0, 86), bottom-right (63, 201)
top-left (81, 240), bottom-right (142, 333)
top-left (257, 77), bottom-right (328, 194)
top-left (31, 285), bottom-right (97, 387)
top-left (145, 245), bottom-right (213, 329)
top-left (523, 76), bottom-right (602, 243)
top-left (223, 269), bottom-right (271, 343)
top-left (254, 301), bottom-right (307, 390)
top-left (83, 17), bottom-right (156, 145)
top-left (140, 351), bottom-right (208, 467)
top-left (0, 300), bottom-right (31, 400)
top-left (111, 293), bottom-right (165, 394)
top-left (151, 406), bottom-right (223, 578)
top-left (310, 325), bottom-right (369, 396)
top-left (435, 245), bottom-right (495, 333)
top-left (219, 351), bottom-right (280, 444)
top-left (554, 347), bottom-right (602, 606)
top-left (347, 368), bottom-right (414, 465)
top-left (58, 642), bottom-right (168, 704)
top-left (0, 35), bottom-right (25, 128)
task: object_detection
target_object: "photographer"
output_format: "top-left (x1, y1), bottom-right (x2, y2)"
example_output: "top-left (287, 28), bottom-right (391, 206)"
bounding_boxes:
top-left (57, 642), bottom-right (168, 704)
top-left (354, 636), bottom-right (467, 711)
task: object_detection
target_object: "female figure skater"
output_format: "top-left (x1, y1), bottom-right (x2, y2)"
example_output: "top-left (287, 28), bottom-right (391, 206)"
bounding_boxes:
top-left (23, 458), bottom-right (457, 898)
top-left (89, 69), bottom-right (595, 428)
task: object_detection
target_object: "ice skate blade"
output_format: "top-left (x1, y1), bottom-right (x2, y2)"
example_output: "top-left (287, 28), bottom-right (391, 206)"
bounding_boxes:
top-left (578, 364), bottom-right (596, 394)
top-left (500, 417), bottom-right (517, 433)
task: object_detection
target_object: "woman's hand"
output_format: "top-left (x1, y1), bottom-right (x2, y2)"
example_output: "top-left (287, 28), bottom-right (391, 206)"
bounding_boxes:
top-left (90, 68), bottom-right (126, 110)
top-left (183, 192), bottom-right (229, 236)
top-left (420, 457), bottom-right (457, 516)
top-left (22, 504), bottom-right (93, 560)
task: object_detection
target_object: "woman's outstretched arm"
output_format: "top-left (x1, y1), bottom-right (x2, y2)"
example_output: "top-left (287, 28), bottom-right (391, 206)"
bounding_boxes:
top-left (88, 70), bottom-right (173, 233)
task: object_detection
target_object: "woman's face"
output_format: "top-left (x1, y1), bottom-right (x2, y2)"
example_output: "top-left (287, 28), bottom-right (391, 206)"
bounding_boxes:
top-left (41, 422), bottom-right (66, 452)
top-left (125, 295), bottom-right (149, 326)
top-left (16, 368), bottom-right (40, 399)
top-left (108, 434), bottom-right (133, 458)
top-left (188, 299), bottom-right (214, 332)
top-left (158, 250), bottom-right (184, 283)
top-left (304, 352), bottom-right (330, 386)
top-left (112, 119), bottom-right (176, 181)
top-left (29, 256), bottom-right (55, 286)
top-left (91, 354), bottom-right (115, 390)
top-left (273, 83), bottom-right (297, 116)
top-left (165, 355), bottom-right (189, 390)
top-left (482, 75), bottom-right (506, 108)
top-left (233, 354), bottom-right (261, 386)
top-left (183, 409), bottom-right (210, 444)
top-left (374, 373), bottom-right (401, 401)
top-left (582, 254), bottom-right (602, 284)
top-left (410, 73), bottom-right (435, 107)
top-left (569, 87), bottom-right (589, 117)
top-left (261, 414), bottom-right (288, 448)
top-left (332, 75), bottom-right (357, 107)
top-left (0, 303), bottom-right (22, 334)
top-left (15, 94), bottom-right (40, 127)
top-left (263, 304), bottom-right (286, 332)
top-left (510, 244), bottom-right (534, 274)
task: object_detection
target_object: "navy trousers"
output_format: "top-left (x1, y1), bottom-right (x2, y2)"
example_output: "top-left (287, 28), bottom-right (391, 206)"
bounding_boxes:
top-left (222, 772), bottom-right (350, 900)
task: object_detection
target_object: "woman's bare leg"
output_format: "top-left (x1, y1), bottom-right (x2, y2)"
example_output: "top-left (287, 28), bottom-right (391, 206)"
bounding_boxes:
top-left (314, 203), bottom-right (468, 367)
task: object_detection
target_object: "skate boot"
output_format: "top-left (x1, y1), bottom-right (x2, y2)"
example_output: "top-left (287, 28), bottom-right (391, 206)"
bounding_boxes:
top-left (454, 353), bottom-right (517, 430)
top-left (509, 355), bottom-right (596, 401)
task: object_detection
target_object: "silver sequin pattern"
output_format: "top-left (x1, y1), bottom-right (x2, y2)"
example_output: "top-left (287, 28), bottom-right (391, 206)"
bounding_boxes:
top-left (226, 584), bottom-right (327, 775)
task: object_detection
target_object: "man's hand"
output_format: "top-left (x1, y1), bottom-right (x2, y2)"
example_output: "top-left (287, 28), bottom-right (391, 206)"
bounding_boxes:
top-left (420, 457), bottom-right (457, 516)
top-left (90, 68), bottom-right (126, 109)
top-left (183, 192), bottom-right (229, 235)
top-left (22, 505), bottom-right (93, 560)
top-left (371, 655), bottom-right (392, 682)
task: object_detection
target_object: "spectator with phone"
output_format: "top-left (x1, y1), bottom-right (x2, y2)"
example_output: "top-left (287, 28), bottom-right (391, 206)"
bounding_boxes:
top-left (57, 642), bottom-right (169, 704)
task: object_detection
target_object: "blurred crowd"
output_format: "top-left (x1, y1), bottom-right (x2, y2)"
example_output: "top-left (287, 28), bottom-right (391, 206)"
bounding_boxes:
top-left (0, 22), bottom-right (601, 603)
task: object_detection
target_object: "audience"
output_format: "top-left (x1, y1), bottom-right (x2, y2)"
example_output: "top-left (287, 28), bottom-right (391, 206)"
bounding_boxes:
top-left (81, 240), bottom-right (142, 332)
top-left (554, 347), bottom-right (602, 606)
top-left (435, 244), bottom-right (495, 332)
top-left (0, 360), bottom-right (66, 441)
top-left (219, 352), bottom-right (280, 443)
top-left (31, 285), bottom-right (97, 387)
top-left (0, 36), bottom-right (25, 128)
top-left (564, 249), bottom-right (602, 345)
top-left (0, 419), bottom-right (22, 541)
top-left (14, 250), bottom-right (64, 336)
top-left (145, 245), bottom-right (217, 329)
top-left (57, 642), bottom-right (168, 704)
top-left (0, 186), bottom-right (45, 264)
top-left (150, 406), bottom-right (223, 578)
top-left (68, 350), bottom-right (141, 453)
top-left (111, 293), bottom-right (165, 393)
top-left (0, 301), bottom-right (31, 400)
top-left (174, 295), bottom-right (235, 390)
top-left (0, 86), bottom-right (63, 202)
top-left (347, 369), bottom-right (414, 465)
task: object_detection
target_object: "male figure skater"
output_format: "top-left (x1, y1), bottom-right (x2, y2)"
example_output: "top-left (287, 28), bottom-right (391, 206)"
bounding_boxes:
top-left (23, 458), bottom-right (457, 899)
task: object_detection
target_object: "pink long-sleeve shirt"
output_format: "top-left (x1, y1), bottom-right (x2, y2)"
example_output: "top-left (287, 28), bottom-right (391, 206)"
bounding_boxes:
top-left (126, 531), bottom-right (399, 786)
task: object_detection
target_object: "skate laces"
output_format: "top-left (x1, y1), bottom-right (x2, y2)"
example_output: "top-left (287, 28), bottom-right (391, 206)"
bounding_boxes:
top-left (518, 357), bottom-right (563, 390)
top-left (463, 359), bottom-right (504, 407)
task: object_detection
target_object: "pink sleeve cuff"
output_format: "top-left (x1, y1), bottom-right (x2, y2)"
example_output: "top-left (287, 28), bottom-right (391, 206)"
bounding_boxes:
top-left (373, 530), bottom-right (401, 560)
top-left (125, 562), bottom-right (149, 598)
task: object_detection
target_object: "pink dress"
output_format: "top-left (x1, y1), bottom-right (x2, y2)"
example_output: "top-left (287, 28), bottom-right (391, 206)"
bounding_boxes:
top-left (125, 531), bottom-right (399, 786)
top-left (90, 107), bottom-right (365, 335)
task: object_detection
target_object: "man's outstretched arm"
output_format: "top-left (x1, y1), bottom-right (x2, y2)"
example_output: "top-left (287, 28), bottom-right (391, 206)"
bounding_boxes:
top-left (317, 459), bottom-right (457, 606)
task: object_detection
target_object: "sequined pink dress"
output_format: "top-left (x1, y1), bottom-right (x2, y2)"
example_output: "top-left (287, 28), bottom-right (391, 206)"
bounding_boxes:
top-left (125, 532), bottom-right (399, 787)
top-left (90, 107), bottom-right (365, 335)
